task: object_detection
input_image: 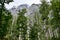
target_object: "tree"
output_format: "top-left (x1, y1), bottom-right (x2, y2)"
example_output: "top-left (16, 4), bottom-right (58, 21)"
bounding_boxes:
top-left (39, 0), bottom-right (60, 40)
top-left (0, 0), bottom-right (13, 40)
top-left (50, 0), bottom-right (60, 40)
top-left (17, 9), bottom-right (27, 40)
top-left (0, 9), bottom-right (12, 40)
top-left (39, 0), bottom-right (50, 40)
top-left (29, 23), bottom-right (38, 40)
top-left (29, 11), bottom-right (40, 40)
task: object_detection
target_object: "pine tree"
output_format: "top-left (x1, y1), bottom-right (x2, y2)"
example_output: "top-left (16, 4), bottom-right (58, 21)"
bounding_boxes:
top-left (29, 12), bottom-right (40, 40)
top-left (29, 23), bottom-right (38, 40)
top-left (0, 0), bottom-right (13, 40)
top-left (50, 0), bottom-right (60, 40)
top-left (17, 9), bottom-right (27, 40)
top-left (39, 0), bottom-right (50, 40)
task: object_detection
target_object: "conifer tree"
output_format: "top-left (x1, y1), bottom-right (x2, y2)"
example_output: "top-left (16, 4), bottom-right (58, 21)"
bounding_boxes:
top-left (50, 0), bottom-right (60, 40)
top-left (0, 0), bottom-right (13, 39)
top-left (17, 9), bottom-right (27, 40)
top-left (39, 0), bottom-right (50, 40)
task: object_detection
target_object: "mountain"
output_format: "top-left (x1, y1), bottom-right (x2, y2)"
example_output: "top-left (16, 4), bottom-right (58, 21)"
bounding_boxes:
top-left (9, 4), bottom-right (40, 26)
top-left (9, 4), bottom-right (40, 16)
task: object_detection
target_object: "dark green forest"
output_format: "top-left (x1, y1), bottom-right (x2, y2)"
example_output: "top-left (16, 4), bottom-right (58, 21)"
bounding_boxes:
top-left (0, 0), bottom-right (60, 40)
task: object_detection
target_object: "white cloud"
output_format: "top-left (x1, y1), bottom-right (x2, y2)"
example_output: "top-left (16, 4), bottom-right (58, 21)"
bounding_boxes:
top-left (5, 0), bottom-right (40, 9)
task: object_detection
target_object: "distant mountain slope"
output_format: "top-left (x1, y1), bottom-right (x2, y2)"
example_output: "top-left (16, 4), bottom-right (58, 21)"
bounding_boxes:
top-left (9, 4), bottom-right (40, 16)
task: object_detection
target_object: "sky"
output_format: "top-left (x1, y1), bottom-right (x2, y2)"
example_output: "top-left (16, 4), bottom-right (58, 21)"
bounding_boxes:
top-left (5, 0), bottom-right (41, 9)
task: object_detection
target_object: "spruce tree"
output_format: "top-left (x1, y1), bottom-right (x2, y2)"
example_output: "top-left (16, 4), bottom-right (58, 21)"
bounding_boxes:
top-left (50, 0), bottom-right (60, 40)
top-left (0, 0), bottom-right (13, 39)
top-left (17, 9), bottom-right (27, 40)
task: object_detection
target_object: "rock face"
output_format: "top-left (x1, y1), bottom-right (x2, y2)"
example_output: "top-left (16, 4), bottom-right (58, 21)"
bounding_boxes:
top-left (9, 4), bottom-right (40, 27)
top-left (9, 4), bottom-right (40, 16)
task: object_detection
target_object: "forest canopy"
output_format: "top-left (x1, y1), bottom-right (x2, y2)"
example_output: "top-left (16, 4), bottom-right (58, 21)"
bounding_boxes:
top-left (0, 0), bottom-right (60, 40)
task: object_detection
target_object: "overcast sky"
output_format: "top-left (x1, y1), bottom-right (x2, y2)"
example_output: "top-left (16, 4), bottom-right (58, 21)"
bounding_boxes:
top-left (5, 0), bottom-right (41, 9)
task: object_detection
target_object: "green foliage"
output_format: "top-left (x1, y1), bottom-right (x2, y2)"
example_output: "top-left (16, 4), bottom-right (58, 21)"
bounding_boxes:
top-left (0, 0), bottom-right (13, 39)
top-left (0, 0), bottom-right (60, 40)
top-left (0, 9), bottom-right (12, 38)
top-left (40, 0), bottom-right (49, 20)
top-left (39, 0), bottom-right (60, 40)
top-left (17, 9), bottom-right (27, 40)
top-left (50, 0), bottom-right (60, 40)
top-left (0, 0), bottom-right (13, 4)
top-left (29, 23), bottom-right (38, 40)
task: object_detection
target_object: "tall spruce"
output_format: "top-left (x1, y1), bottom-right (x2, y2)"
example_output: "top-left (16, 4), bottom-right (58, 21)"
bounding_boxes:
top-left (0, 0), bottom-right (13, 39)
top-left (50, 0), bottom-right (60, 40)
top-left (17, 9), bottom-right (27, 40)
top-left (39, 0), bottom-right (50, 40)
